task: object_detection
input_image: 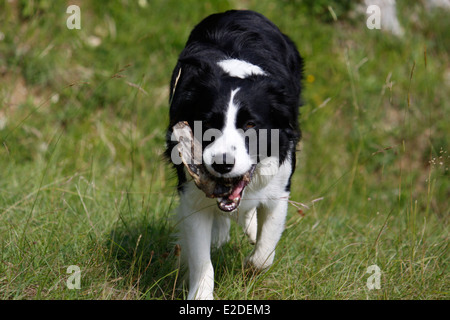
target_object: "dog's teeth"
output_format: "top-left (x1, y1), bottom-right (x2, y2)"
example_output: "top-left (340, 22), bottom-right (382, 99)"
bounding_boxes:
top-left (233, 197), bottom-right (240, 203)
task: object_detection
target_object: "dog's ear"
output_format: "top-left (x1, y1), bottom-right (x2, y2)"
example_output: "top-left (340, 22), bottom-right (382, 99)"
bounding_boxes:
top-left (169, 57), bottom-right (218, 127)
top-left (267, 80), bottom-right (301, 141)
top-left (178, 56), bottom-right (216, 77)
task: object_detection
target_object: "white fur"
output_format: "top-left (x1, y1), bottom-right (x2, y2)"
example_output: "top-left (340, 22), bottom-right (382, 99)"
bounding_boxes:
top-left (177, 62), bottom-right (291, 300)
top-left (217, 59), bottom-right (267, 79)
top-left (176, 156), bottom-right (292, 300)
top-left (203, 88), bottom-right (253, 178)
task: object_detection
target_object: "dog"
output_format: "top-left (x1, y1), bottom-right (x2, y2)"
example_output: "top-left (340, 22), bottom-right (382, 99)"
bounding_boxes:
top-left (165, 10), bottom-right (303, 300)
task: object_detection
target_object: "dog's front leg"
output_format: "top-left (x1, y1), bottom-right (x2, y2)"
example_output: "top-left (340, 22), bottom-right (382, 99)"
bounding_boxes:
top-left (179, 203), bottom-right (215, 300)
top-left (245, 196), bottom-right (288, 271)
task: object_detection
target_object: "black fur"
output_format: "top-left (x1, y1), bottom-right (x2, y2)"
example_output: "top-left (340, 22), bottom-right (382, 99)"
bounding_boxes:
top-left (165, 10), bottom-right (303, 191)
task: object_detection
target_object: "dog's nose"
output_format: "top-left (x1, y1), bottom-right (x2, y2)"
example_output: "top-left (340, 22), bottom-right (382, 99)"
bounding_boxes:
top-left (211, 153), bottom-right (235, 174)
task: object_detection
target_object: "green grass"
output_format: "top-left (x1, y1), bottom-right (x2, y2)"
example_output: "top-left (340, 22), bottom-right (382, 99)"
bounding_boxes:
top-left (0, 0), bottom-right (448, 299)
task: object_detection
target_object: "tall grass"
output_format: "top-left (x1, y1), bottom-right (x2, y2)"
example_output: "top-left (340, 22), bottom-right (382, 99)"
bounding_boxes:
top-left (0, 0), bottom-right (448, 299)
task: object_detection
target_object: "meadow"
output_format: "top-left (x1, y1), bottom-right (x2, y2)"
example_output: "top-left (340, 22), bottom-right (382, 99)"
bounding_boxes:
top-left (0, 0), bottom-right (448, 299)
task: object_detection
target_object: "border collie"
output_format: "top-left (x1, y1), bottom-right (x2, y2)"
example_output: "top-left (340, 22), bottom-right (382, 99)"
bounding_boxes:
top-left (166, 10), bottom-right (303, 299)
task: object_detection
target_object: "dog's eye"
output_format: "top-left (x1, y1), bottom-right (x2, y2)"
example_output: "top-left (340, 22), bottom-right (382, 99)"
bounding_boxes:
top-left (245, 121), bottom-right (256, 129)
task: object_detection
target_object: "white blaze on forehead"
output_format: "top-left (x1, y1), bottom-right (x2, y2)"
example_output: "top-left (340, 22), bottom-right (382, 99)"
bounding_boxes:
top-left (203, 87), bottom-right (253, 177)
top-left (217, 59), bottom-right (267, 79)
top-left (224, 88), bottom-right (240, 131)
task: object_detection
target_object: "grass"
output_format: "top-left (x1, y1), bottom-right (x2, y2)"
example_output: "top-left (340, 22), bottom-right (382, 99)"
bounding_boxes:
top-left (0, 0), bottom-right (448, 299)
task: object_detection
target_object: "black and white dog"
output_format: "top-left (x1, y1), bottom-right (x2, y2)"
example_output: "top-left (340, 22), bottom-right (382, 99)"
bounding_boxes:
top-left (166, 10), bottom-right (303, 299)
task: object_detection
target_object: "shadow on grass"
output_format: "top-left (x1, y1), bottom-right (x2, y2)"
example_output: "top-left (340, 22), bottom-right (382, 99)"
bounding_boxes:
top-left (104, 215), bottom-right (185, 299)
top-left (104, 213), bottom-right (255, 299)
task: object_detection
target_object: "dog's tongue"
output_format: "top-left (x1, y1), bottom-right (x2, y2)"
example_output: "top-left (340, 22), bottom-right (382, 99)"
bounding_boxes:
top-left (228, 180), bottom-right (246, 200)
top-left (217, 180), bottom-right (246, 212)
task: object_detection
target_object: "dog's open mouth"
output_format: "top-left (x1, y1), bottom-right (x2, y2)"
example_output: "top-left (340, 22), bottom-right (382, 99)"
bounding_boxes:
top-left (213, 166), bottom-right (256, 212)
top-left (172, 121), bottom-right (255, 212)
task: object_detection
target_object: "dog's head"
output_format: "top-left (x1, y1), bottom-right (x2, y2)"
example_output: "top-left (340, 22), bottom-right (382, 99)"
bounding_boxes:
top-left (167, 57), bottom-right (301, 211)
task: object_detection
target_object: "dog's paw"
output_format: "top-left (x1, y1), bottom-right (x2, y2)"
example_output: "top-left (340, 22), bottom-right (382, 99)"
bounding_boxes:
top-left (188, 289), bottom-right (214, 300)
top-left (244, 251), bottom-right (275, 272)
top-left (191, 293), bottom-right (214, 300)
